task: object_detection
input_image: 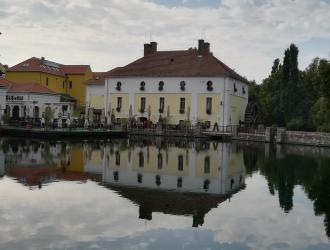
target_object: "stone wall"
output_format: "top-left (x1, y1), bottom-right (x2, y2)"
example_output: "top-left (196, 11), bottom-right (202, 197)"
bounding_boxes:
top-left (283, 131), bottom-right (330, 147)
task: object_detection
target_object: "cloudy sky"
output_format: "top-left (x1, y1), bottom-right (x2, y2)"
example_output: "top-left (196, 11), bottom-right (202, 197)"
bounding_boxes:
top-left (0, 0), bottom-right (329, 82)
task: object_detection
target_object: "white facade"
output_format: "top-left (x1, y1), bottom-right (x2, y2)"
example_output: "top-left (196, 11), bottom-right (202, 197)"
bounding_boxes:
top-left (104, 76), bottom-right (248, 127)
top-left (0, 85), bottom-right (8, 117)
top-left (5, 92), bottom-right (74, 120)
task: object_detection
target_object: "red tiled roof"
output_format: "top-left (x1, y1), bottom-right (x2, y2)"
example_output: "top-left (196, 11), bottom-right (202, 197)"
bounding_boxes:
top-left (7, 57), bottom-right (91, 76)
top-left (85, 72), bottom-right (107, 85)
top-left (107, 49), bottom-right (247, 83)
top-left (0, 77), bottom-right (12, 88)
top-left (61, 65), bottom-right (90, 75)
top-left (8, 83), bottom-right (57, 95)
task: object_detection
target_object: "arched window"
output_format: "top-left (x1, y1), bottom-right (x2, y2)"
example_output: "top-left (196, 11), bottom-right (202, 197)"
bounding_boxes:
top-left (140, 81), bottom-right (146, 91)
top-left (116, 81), bottom-right (122, 91)
top-left (180, 81), bottom-right (185, 91)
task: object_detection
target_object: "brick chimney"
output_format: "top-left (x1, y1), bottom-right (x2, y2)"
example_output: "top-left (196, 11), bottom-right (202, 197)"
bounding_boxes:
top-left (198, 40), bottom-right (210, 55)
top-left (144, 44), bottom-right (151, 57)
top-left (144, 42), bottom-right (157, 56)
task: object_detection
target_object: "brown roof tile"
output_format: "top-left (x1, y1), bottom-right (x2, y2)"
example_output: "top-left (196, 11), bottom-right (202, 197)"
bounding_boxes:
top-left (8, 83), bottom-right (57, 95)
top-left (107, 49), bottom-right (247, 83)
top-left (61, 65), bottom-right (90, 75)
top-left (85, 72), bottom-right (107, 85)
top-left (0, 77), bottom-right (12, 88)
top-left (7, 57), bottom-right (91, 76)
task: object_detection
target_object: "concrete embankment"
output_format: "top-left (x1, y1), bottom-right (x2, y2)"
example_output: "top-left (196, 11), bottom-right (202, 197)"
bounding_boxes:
top-left (233, 127), bottom-right (330, 147)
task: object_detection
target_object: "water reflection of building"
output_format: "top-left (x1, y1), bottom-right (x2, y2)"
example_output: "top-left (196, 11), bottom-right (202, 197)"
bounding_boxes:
top-left (102, 140), bottom-right (245, 195)
top-left (100, 139), bottom-right (246, 227)
top-left (2, 139), bottom-right (87, 188)
top-left (1, 138), bottom-right (246, 227)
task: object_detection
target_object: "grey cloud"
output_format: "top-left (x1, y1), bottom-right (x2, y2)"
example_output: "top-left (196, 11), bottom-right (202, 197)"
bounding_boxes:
top-left (0, 0), bottom-right (329, 82)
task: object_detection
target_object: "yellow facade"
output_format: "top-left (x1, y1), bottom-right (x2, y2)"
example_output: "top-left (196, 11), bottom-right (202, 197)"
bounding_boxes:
top-left (229, 95), bottom-right (248, 125)
top-left (5, 68), bottom-right (92, 105)
top-left (90, 94), bottom-right (104, 109)
top-left (195, 149), bottom-right (220, 178)
top-left (197, 93), bottom-right (221, 125)
top-left (67, 146), bottom-right (84, 172)
top-left (67, 71), bottom-right (92, 104)
top-left (133, 93), bottom-right (191, 124)
top-left (109, 93), bottom-right (129, 119)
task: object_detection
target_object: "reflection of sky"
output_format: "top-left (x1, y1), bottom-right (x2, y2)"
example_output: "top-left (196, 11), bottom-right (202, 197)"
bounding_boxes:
top-left (0, 172), bottom-right (329, 250)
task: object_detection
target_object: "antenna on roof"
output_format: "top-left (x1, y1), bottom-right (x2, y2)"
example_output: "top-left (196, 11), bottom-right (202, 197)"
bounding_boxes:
top-left (201, 29), bottom-right (206, 40)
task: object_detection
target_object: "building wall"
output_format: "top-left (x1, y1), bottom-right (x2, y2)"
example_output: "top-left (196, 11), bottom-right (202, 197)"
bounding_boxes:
top-left (109, 93), bottom-right (129, 119)
top-left (5, 92), bottom-right (74, 119)
top-left (67, 69), bottom-right (92, 105)
top-left (197, 93), bottom-right (221, 125)
top-left (5, 72), bottom-right (66, 94)
top-left (0, 87), bottom-right (7, 116)
top-left (86, 85), bottom-right (104, 110)
top-left (104, 76), bottom-right (248, 127)
top-left (6, 69), bottom-right (93, 105)
top-left (101, 142), bottom-right (245, 195)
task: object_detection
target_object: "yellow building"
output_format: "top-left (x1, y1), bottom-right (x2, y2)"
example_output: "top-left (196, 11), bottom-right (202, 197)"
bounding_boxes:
top-left (5, 57), bottom-right (92, 105)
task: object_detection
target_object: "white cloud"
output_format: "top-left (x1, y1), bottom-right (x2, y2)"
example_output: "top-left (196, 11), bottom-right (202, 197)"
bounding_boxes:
top-left (0, 0), bottom-right (329, 82)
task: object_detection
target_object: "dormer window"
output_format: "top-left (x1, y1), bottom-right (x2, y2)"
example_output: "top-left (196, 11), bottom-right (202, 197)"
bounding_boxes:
top-left (158, 81), bottom-right (164, 91)
top-left (207, 80), bottom-right (213, 91)
top-left (180, 81), bottom-right (185, 91)
top-left (234, 83), bottom-right (238, 93)
top-left (116, 81), bottom-right (122, 91)
top-left (140, 81), bottom-right (145, 91)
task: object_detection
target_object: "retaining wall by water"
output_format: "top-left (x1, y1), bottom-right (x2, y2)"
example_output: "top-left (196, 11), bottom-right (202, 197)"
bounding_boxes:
top-left (281, 131), bottom-right (330, 147)
top-left (234, 128), bottom-right (330, 147)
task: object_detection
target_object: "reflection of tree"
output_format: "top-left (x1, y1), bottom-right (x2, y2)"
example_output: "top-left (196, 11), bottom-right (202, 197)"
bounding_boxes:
top-left (254, 150), bottom-right (330, 238)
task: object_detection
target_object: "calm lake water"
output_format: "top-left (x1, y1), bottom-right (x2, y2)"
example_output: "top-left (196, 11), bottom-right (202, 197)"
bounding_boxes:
top-left (0, 136), bottom-right (329, 250)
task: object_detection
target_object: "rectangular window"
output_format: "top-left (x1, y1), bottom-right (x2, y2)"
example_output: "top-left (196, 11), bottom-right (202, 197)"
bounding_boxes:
top-left (158, 153), bottom-right (163, 169)
top-left (115, 151), bottom-right (120, 166)
top-left (117, 97), bottom-right (122, 112)
top-left (179, 98), bottom-right (185, 114)
top-left (178, 155), bottom-right (183, 171)
top-left (69, 81), bottom-right (72, 89)
top-left (46, 77), bottom-right (49, 86)
top-left (140, 97), bottom-right (146, 112)
top-left (62, 81), bottom-right (65, 89)
top-left (139, 152), bottom-right (144, 168)
top-left (159, 97), bottom-right (165, 113)
top-left (206, 97), bottom-right (212, 114)
top-left (204, 156), bottom-right (210, 174)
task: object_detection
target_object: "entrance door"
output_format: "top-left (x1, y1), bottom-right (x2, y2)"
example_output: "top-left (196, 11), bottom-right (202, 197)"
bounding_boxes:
top-left (12, 106), bottom-right (20, 120)
top-left (33, 106), bottom-right (40, 119)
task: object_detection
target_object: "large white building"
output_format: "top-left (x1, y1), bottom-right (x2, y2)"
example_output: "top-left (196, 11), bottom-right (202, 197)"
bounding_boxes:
top-left (103, 40), bottom-right (249, 128)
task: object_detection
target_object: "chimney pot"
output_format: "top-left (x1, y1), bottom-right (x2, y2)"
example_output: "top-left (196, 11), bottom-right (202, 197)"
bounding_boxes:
top-left (198, 39), bottom-right (204, 53)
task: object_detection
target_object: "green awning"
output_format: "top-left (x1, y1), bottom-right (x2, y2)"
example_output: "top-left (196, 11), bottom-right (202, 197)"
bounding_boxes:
top-left (60, 94), bottom-right (76, 102)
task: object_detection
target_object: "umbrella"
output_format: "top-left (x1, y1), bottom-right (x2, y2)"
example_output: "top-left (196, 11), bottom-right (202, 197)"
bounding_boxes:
top-left (66, 118), bottom-right (71, 127)
top-left (129, 104), bottom-right (133, 118)
top-left (58, 118), bottom-right (62, 128)
top-left (166, 105), bottom-right (170, 124)
top-left (84, 119), bottom-right (89, 129)
top-left (101, 109), bottom-right (105, 126)
top-left (89, 108), bottom-right (94, 125)
top-left (107, 111), bottom-right (112, 127)
top-left (148, 105), bottom-right (151, 120)
top-left (187, 106), bottom-right (190, 121)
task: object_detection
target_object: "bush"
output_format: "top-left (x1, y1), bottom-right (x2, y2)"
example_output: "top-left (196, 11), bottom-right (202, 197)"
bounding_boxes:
top-left (286, 117), bottom-right (305, 131)
top-left (1, 113), bottom-right (10, 124)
